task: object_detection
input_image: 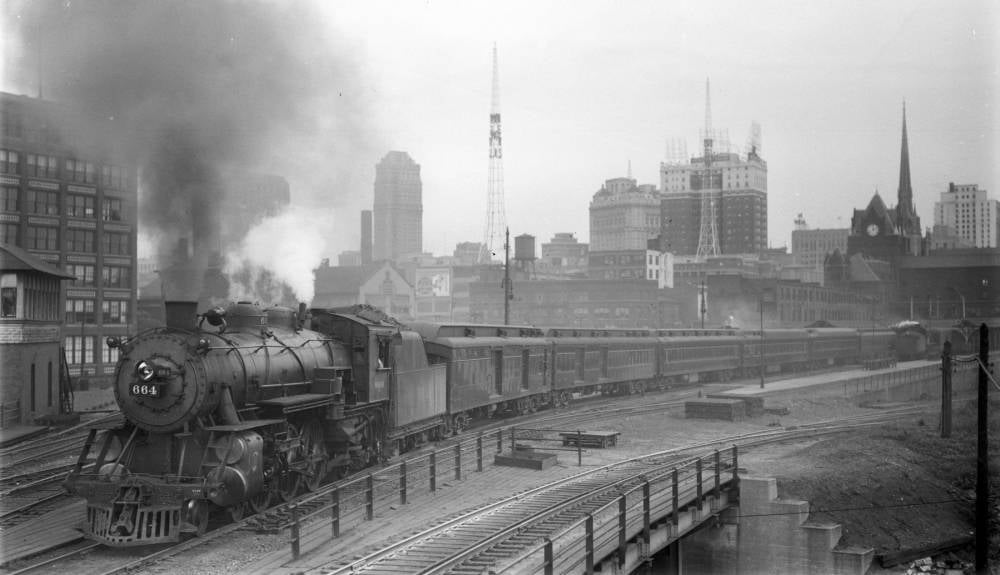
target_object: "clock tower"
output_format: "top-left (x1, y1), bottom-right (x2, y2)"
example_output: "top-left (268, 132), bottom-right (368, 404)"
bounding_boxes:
top-left (844, 104), bottom-right (925, 276)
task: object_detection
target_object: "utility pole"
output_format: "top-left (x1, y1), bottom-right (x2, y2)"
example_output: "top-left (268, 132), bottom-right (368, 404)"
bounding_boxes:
top-left (941, 340), bottom-right (952, 438)
top-left (759, 292), bottom-right (765, 388)
top-left (503, 228), bottom-right (511, 325)
top-left (700, 278), bottom-right (706, 329)
top-left (975, 324), bottom-right (989, 574)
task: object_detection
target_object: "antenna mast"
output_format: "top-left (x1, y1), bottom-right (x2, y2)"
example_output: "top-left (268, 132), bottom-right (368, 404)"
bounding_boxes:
top-left (480, 43), bottom-right (508, 263)
top-left (696, 78), bottom-right (720, 260)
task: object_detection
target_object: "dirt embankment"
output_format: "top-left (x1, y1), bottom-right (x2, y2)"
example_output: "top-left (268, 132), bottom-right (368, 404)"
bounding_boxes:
top-left (749, 396), bottom-right (1000, 573)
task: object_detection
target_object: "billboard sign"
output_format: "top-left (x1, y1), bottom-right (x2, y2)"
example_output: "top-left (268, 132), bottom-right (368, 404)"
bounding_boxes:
top-left (415, 268), bottom-right (451, 298)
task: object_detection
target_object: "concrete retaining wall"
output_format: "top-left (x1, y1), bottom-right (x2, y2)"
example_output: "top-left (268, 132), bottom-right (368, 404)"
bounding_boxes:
top-left (681, 477), bottom-right (873, 575)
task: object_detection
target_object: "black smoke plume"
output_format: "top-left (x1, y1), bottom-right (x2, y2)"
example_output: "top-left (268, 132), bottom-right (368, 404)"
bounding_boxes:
top-left (4, 0), bottom-right (372, 302)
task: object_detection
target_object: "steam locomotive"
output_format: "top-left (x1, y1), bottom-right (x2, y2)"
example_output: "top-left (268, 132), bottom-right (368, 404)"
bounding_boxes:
top-left (66, 300), bottom-right (905, 546)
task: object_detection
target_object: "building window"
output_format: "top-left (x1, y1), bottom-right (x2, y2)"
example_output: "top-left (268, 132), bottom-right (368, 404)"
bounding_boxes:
top-left (65, 159), bottom-right (96, 184)
top-left (66, 194), bottom-right (95, 218)
top-left (26, 225), bottom-right (58, 250)
top-left (102, 300), bottom-right (129, 324)
top-left (1, 284), bottom-right (16, 318)
top-left (26, 153), bottom-right (58, 179)
top-left (102, 232), bottom-right (130, 255)
top-left (103, 344), bottom-right (120, 365)
top-left (102, 265), bottom-right (130, 288)
top-left (66, 228), bottom-right (95, 252)
top-left (101, 165), bottom-right (127, 190)
top-left (0, 223), bottom-right (16, 245)
top-left (0, 186), bottom-right (17, 211)
top-left (0, 149), bottom-right (19, 174)
top-left (66, 264), bottom-right (96, 286)
top-left (25, 189), bottom-right (59, 215)
top-left (1, 108), bottom-right (23, 139)
top-left (102, 197), bottom-right (122, 221)
top-left (65, 335), bottom-right (94, 365)
top-left (65, 298), bottom-right (96, 324)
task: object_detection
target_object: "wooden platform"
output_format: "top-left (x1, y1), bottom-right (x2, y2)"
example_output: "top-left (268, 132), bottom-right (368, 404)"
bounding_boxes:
top-left (559, 430), bottom-right (620, 448)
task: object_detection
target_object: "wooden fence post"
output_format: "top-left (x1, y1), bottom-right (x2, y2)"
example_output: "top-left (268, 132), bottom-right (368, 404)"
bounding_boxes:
top-left (331, 488), bottom-right (340, 538)
top-left (430, 451), bottom-right (437, 492)
top-left (290, 503), bottom-right (300, 559)
top-left (366, 474), bottom-right (374, 520)
top-left (477, 434), bottom-right (484, 472)
top-left (618, 495), bottom-right (627, 567)
top-left (585, 514), bottom-right (595, 575)
top-left (544, 538), bottom-right (554, 575)
top-left (400, 460), bottom-right (408, 504)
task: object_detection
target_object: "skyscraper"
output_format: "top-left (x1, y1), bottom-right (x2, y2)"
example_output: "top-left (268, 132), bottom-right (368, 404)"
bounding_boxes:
top-left (660, 148), bottom-right (768, 256)
top-left (589, 177), bottom-right (660, 252)
top-left (659, 83), bottom-right (767, 257)
top-left (373, 151), bottom-right (422, 263)
top-left (935, 183), bottom-right (997, 248)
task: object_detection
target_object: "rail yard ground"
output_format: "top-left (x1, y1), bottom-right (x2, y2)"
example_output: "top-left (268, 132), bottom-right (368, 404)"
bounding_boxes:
top-left (5, 372), bottom-right (999, 574)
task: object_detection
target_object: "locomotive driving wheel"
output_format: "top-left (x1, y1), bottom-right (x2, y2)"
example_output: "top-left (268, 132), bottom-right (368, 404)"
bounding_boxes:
top-left (248, 487), bottom-right (272, 514)
top-left (276, 423), bottom-right (304, 502)
top-left (301, 420), bottom-right (329, 492)
top-left (228, 501), bottom-right (249, 522)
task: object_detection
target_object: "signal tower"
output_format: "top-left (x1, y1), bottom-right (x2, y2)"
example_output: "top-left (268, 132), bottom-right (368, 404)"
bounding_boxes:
top-left (480, 43), bottom-right (508, 263)
top-left (695, 78), bottom-right (720, 260)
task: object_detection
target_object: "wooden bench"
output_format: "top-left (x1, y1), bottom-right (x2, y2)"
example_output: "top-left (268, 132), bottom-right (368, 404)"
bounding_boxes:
top-left (559, 430), bottom-right (621, 448)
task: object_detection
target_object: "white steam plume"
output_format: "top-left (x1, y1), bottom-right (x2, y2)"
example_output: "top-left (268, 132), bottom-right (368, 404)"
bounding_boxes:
top-left (224, 205), bottom-right (328, 305)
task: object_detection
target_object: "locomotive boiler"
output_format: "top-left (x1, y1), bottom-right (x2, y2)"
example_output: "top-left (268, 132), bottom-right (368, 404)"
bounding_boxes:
top-left (65, 301), bottom-right (354, 545)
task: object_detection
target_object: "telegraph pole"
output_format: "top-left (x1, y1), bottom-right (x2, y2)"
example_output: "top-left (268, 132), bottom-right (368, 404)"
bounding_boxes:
top-left (941, 340), bottom-right (952, 438)
top-left (759, 293), bottom-right (765, 388)
top-left (975, 324), bottom-right (989, 574)
top-left (503, 228), bottom-right (511, 325)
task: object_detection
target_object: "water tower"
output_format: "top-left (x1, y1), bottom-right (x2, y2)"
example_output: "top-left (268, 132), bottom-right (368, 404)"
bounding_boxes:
top-left (514, 233), bottom-right (536, 278)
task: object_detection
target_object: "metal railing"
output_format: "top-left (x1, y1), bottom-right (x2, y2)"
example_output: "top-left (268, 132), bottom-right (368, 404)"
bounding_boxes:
top-left (284, 428), bottom-right (511, 559)
top-left (479, 448), bottom-right (738, 574)
top-left (843, 362), bottom-right (978, 398)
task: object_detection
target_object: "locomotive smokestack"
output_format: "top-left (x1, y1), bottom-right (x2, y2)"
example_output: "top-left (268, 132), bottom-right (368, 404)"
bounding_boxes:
top-left (164, 301), bottom-right (199, 330)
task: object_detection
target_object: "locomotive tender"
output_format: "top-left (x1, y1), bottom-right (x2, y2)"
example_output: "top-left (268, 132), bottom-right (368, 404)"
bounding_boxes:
top-left (66, 300), bottom-right (900, 546)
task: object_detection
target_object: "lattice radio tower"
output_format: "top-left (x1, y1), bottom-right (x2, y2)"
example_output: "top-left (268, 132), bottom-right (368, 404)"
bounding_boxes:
top-left (696, 78), bottom-right (720, 260)
top-left (479, 43), bottom-right (508, 263)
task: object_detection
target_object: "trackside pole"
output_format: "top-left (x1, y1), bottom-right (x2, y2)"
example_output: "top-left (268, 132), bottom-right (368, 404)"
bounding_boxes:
top-left (976, 324), bottom-right (989, 574)
top-left (942, 340), bottom-right (952, 438)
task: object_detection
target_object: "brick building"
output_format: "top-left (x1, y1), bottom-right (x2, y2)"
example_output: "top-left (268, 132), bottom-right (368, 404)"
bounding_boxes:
top-left (1, 92), bottom-right (138, 385)
top-left (660, 149), bottom-right (768, 256)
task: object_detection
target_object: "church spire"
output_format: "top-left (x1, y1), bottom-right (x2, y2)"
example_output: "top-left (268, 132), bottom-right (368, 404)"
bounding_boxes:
top-left (896, 101), bottom-right (919, 235)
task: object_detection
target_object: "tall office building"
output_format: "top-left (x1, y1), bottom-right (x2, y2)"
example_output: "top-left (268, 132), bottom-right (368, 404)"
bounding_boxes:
top-left (360, 209), bottom-right (373, 264)
top-left (660, 149), bottom-right (767, 256)
top-left (934, 183), bottom-right (997, 248)
top-left (0, 92), bottom-right (138, 385)
top-left (373, 151), bottom-right (422, 263)
top-left (589, 178), bottom-right (660, 252)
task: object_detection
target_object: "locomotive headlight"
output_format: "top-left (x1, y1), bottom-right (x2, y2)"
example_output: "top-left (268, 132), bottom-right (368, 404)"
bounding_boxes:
top-left (136, 360), bottom-right (156, 382)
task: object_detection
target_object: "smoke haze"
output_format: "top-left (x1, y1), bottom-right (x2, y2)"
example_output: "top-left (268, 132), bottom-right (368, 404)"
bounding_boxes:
top-left (3, 0), bottom-right (376, 302)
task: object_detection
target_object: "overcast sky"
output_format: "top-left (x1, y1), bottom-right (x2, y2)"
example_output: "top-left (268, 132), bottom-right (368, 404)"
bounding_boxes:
top-left (3, 0), bottom-right (996, 261)
top-left (323, 0), bottom-right (997, 256)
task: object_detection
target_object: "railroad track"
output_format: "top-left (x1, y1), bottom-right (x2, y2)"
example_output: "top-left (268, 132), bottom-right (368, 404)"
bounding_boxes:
top-left (300, 407), bottom-right (925, 575)
top-left (0, 368), bottom-right (923, 574)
